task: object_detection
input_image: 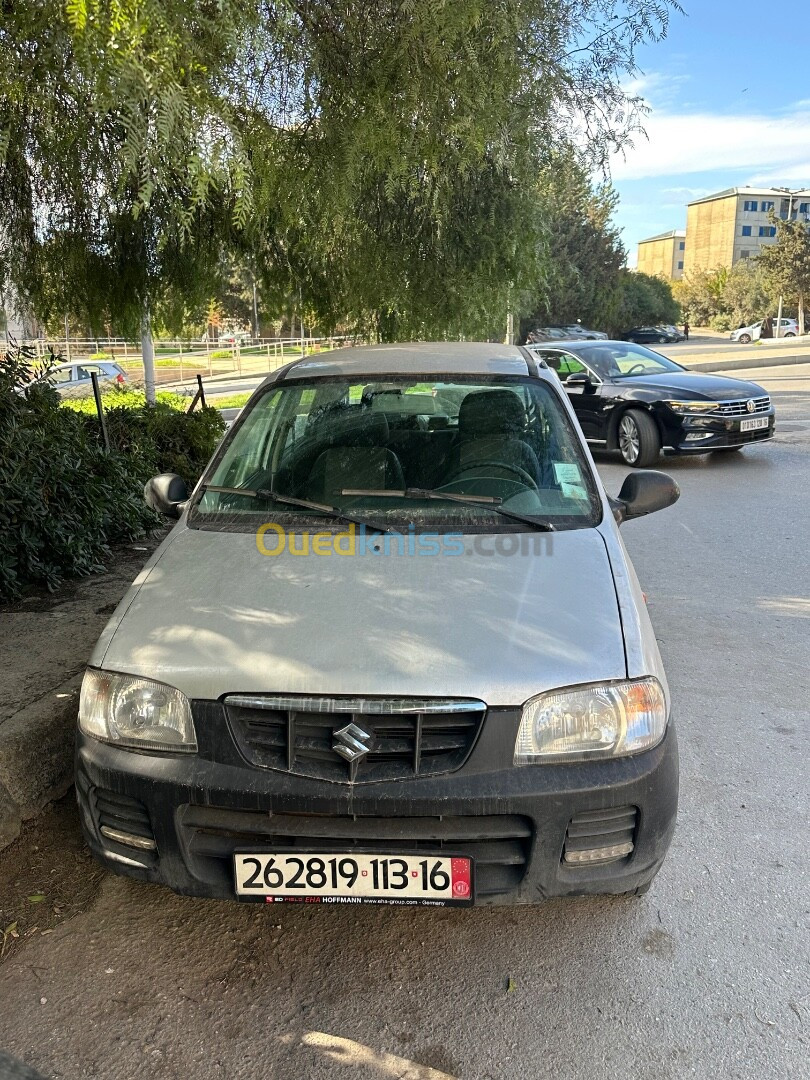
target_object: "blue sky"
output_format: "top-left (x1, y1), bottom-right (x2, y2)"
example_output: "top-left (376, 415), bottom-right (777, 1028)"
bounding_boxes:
top-left (610, 1), bottom-right (809, 265)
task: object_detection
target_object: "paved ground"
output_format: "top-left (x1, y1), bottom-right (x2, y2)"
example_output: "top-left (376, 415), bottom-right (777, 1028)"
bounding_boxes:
top-left (0, 368), bottom-right (808, 1080)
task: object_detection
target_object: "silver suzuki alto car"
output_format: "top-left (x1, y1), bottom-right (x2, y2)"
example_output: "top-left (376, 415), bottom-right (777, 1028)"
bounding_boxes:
top-left (76, 342), bottom-right (680, 907)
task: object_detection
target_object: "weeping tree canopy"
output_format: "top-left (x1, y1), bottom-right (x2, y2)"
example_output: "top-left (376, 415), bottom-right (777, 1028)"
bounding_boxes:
top-left (0, 0), bottom-right (681, 348)
top-left (757, 213), bottom-right (810, 336)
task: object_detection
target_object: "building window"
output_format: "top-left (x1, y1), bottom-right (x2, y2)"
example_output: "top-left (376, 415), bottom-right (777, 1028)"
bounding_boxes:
top-left (800, 203), bottom-right (809, 214)
top-left (743, 200), bottom-right (758, 211)
top-left (679, 241), bottom-right (685, 250)
top-left (741, 225), bottom-right (752, 236)
top-left (740, 250), bottom-right (750, 259)
top-left (677, 261), bottom-right (684, 270)
top-left (761, 201), bottom-right (774, 212)
top-left (759, 226), bottom-right (776, 237)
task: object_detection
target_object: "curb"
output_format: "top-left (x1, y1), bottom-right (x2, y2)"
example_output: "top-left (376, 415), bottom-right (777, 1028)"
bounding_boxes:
top-left (680, 354), bottom-right (810, 373)
top-left (0, 675), bottom-right (81, 848)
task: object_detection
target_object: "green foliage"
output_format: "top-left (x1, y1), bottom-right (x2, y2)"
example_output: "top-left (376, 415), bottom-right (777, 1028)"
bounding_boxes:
top-left (61, 387), bottom-right (188, 414)
top-left (62, 387), bottom-right (225, 487)
top-left (102, 402), bottom-right (225, 489)
top-left (720, 262), bottom-right (772, 328)
top-left (0, 0), bottom-right (681, 346)
top-left (0, 342), bottom-right (156, 599)
top-left (708, 313), bottom-right (735, 332)
top-left (0, 342), bottom-right (224, 600)
top-left (608, 270), bottom-right (680, 334)
top-left (675, 261), bottom-right (775, 328)
top-left (521, 149), bottom-right (626, 338)
top-left (757, 214), bottom-right (810, 334)
top-left (208, 392), bottom-right (252, 410)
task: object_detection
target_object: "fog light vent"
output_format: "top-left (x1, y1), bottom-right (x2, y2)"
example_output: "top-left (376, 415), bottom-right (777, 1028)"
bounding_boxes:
top-left (94, 789), bottom-right (157, 852)
top-left (563, 806), bottom-right (637, 866)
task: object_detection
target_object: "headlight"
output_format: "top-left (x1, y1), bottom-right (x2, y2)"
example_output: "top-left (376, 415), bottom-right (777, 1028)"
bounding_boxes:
top-left (514, 678), bottom-right (667, 764)
top-left (663, 400), bottom-right (719, 415)
top-left (79, 668), bottom-right (197, 752)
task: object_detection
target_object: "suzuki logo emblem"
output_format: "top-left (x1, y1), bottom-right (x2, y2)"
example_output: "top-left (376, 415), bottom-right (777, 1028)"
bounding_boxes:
top-left (332, 722), bottom-right (373, 762)
top-left (746, 399), bottom-right (755, 413)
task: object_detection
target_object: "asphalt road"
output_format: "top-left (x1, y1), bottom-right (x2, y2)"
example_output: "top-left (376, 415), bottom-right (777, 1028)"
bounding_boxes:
top-left (1, 369), bottom-right (808, 1080)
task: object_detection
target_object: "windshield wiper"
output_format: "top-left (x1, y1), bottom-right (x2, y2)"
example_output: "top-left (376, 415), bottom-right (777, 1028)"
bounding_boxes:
top-left (341, 487), bottom-right (555, 532)
top-left (198, 485), bottom-right (398, 535)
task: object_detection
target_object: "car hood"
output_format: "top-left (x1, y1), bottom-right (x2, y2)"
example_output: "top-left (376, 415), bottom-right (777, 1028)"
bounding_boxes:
top-left (621, 370), bottom-right (767, 400)
top-left (95, 524), bottom-right (627, 706)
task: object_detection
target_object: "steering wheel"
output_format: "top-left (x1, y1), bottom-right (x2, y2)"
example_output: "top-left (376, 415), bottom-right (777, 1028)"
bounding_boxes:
top-left (624, 363), bottom-right (648, 376)
top-left (443, 460), bottom-right (539, 491)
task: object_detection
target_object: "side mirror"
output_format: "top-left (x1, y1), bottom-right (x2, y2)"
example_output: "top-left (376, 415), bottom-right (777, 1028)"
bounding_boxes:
top-left (565, 371), bottom-right (592, 389)
top-left (613, 471), bottom-right (680, 524)
top-left (144, 473), bottom-right (189, 519)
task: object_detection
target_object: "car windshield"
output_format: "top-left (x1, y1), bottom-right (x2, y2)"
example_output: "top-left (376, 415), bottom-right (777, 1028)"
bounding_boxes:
top-left (573, 343), bottom-right (685, 379)
top-left (191, 375), bottom-right (602, 532)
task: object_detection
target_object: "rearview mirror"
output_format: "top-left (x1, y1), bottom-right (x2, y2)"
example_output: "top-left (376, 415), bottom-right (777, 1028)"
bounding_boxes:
top-left (144, 473), bottom-right (189, 519)
top-left (613, 471), bottom-right (679, 524)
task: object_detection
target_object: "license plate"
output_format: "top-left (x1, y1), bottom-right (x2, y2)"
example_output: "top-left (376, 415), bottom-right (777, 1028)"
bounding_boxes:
top-left (740, 416), bottom-right (769, 431)
top-left (234, 852), bottom-right (474, 906)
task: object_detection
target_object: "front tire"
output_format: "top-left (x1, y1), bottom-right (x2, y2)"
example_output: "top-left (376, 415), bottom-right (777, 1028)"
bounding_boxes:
top-left (738, 333), bottom-right (752, 344)
top-left (618, 410), bottom-right (661, 467)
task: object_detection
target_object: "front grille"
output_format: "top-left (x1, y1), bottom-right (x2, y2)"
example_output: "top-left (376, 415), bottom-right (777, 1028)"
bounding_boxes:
top-left (93, 788), bottom-right (157, 854)
top-left (716, 396), bottom-right (771, 416)
top-left (179, 806), bottom-right (531, 899)
top-left (563, 806), bottom-right (638, 865)
top-left (224, 695), bottom-right (486, 783)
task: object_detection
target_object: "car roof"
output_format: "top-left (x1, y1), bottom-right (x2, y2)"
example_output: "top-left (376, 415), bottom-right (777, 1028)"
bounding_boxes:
top-left (527, 339), bottom-right (646, 352)
top-left (265, 341), bottom-right (538, 383)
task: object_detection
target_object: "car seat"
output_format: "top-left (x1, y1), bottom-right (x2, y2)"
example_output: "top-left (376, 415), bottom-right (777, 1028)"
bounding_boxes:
top-left (304, 412), bottom-right (405, 501)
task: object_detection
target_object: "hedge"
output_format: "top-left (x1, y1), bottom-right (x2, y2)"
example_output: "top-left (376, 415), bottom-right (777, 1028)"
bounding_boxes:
top-left (0, 345), bottom-right (225, 600)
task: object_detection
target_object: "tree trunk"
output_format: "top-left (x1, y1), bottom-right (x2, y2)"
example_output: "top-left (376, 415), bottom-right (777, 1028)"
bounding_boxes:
top-left (799, 292), bottom-right (805, 337)
top-left (141, 309), bottom-right (156, 404)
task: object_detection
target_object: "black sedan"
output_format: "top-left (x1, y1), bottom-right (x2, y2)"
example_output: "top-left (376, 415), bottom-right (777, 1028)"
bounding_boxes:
top-left (528, 341), bottom-right (775, 467)
top-left (623, 326), bottom-right (682, 345)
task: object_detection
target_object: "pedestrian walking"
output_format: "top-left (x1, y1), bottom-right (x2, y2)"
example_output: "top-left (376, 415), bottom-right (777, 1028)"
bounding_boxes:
top-left (683, 320), bottom-right (690, 341)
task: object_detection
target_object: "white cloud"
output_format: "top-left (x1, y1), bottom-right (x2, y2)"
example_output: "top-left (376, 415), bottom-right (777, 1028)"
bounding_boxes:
top-left (749, 163), bottom-right (810, 184)
top-left (659, 186), bottom-right (712, 203)
top-left (611, 103), bottom-right (810, 182)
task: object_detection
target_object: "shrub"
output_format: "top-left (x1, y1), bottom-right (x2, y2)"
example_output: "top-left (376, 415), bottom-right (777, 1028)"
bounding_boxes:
top-left (709, 314), bottom-right (734, 332)
top-left (62, 386), bottom-right (188, 413)
top-left (0, 344), bottom-right (225, 600)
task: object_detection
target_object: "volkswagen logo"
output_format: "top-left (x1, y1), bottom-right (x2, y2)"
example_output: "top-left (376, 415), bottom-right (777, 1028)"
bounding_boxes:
top-left (746, 399), bottom-right (755, 413)
top-left (332, 722), bottom-right (373, 762)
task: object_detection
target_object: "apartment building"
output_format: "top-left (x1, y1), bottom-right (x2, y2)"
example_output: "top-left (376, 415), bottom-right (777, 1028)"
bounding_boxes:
top-left (683, 187), bottom-right (810, 274)
top-left (636, 230), bottom-right (687, 280)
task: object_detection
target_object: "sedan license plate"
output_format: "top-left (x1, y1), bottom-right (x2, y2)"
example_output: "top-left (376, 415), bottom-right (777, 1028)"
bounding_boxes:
top-left (234, 852), bottom-right (474, 907)
top-left (740, 416), bottom-right (769, 432)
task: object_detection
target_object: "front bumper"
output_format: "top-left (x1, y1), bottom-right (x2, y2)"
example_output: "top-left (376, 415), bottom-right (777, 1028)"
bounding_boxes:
top-left (658, 408), bottom-right (775, 454)
top-left (76, 714), bottom-right (679, 906)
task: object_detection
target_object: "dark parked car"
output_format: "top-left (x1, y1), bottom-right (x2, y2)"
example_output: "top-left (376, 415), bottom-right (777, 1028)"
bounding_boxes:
top-left (623, 326), bottom-right (682, 345)
top-left (528, 340), bottom-right (775, 466)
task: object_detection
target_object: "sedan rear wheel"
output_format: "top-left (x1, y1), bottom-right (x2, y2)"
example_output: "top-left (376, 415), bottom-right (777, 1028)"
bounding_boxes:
top-left (618, 410), bottom-right (661, 468)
